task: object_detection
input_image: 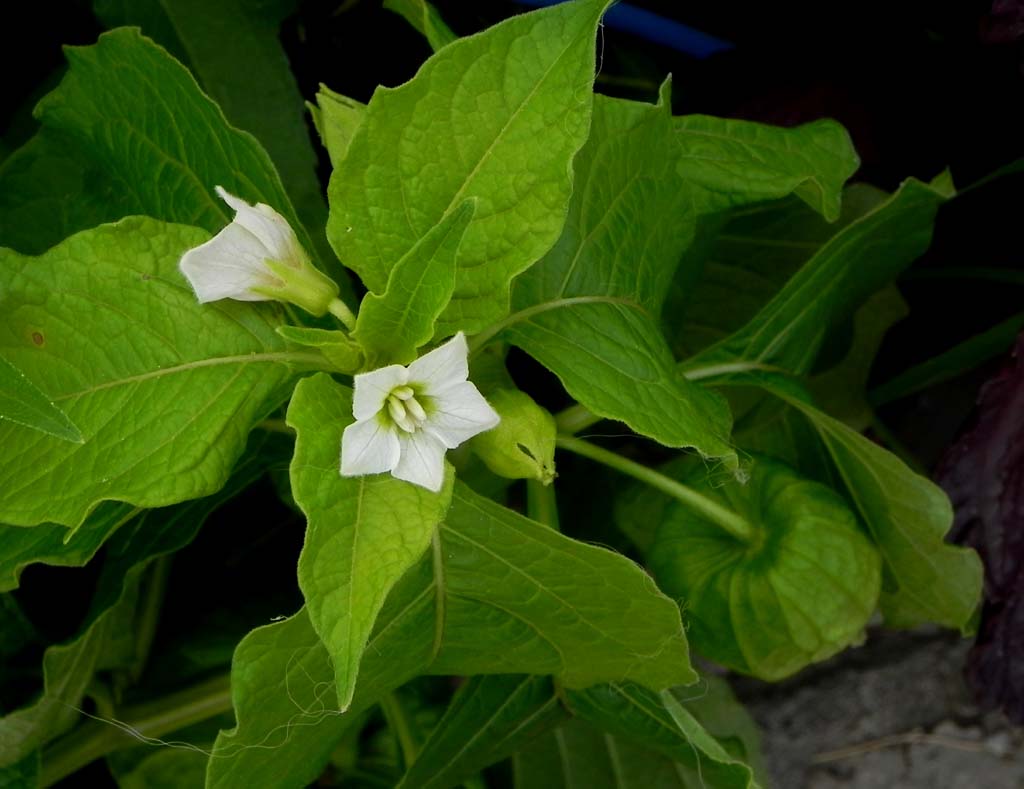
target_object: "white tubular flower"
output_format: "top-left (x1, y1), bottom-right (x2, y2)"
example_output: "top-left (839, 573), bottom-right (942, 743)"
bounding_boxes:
top-left (341, 332), bottom-right (500, 492)
top-left (179, 186), bottom-right (339, 316)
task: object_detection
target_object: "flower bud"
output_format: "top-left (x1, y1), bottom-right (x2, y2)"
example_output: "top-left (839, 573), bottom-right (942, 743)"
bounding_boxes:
top-left (468, 389), bottom-right (556, 484)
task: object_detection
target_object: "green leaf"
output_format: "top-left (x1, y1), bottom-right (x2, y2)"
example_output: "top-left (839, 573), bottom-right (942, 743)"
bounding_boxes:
top-left (565, 682), bottom-right (759, 788)
top-left (289, 373), bottom-right (455, 711)
top-left (0, 218), bottom-right (300, 528)
top-left (33, 28), bottom-right (318, 258)
top-left (114, 749), bottom-right (208, 789)
top-left (310, 86), bottom-right (365, 171)
top-left (327, 0), bottom-right (609, 334)
top-left (431, 484), bottom-right (695, 687)
top-left (680, 675), bottom-right (767, 786)
top-left (667, 185), bottom-right (887, 360)
top-left (683, 177), bottom-right (950, 378)
top-left (503, 91), bottom-right (735, 464)
top-left (674, 116), bottom-right (859, 221)
top-left (513, 715), bottom-right (731, 789)
top-left (0, 571), bottom-right (144, 767)
top-left (0, 436), bottom-right (278, 768)
top-left (397, 675), bottom-right (568, 789)
top-left (353, 200), bottom-right (476, 366)
top-left (808, 286), bottom-right (908, 429)
top-left (0, 595), bottom-right (37, 660)
top-left (275, 325), bottom-right (363, 373)
top-left (0, 129), bottom-right (133, 255)
top-left (210, 484), bottom-right (694, 786)
top-left (207, 604), bottom-right (436, 789)
top-left (384, 0), bottom-right (458, 51)
top-left (762, 383), bottom-right (983, 632)
top-left (648, 455), bottom-right (881, 679)
top-left (0, 355), bottom-right (81, 442)
top-left (0, 753), bottom-right (38, 789)
top-left (0, 504), bottom-right (138, 593)
top-left (92, 0), bottom-right (331, 270)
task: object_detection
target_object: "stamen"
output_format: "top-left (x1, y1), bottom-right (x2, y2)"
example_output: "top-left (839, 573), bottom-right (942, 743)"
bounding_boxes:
top-left (387, 396), bottom-right (408, 423)
top-left (392, 386), bottom-right (415, 400)
top-left (405, 396), bottom-right (427, 422)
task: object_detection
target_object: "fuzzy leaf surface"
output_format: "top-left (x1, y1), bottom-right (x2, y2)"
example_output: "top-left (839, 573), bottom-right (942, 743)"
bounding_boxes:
top-left (0, 219), bottom-right (297, 527)
top-left (327, 0), bottom-right (609, 333)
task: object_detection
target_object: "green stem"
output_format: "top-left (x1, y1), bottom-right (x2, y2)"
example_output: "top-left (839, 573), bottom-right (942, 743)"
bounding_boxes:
top-left (41, 674), bottom-right (232, 787)
top-left (554, 435), bottom-right (755, 544)
top-left (527, 479), bottom-right (560, 531)
top-left (378, 692), bottom-right (419, 769)
top-left (328, 297), bottom-right (357, 331)
top-left (126, 556), bottom-right (173, 684)
top-left (255, 418), bottom-right (294, 435)
top-left (554, 403), bottom-right (599, 435)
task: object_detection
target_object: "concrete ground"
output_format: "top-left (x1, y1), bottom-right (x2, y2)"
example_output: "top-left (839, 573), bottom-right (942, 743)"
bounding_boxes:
top-left (732, 629), bottom-right (1024, 788)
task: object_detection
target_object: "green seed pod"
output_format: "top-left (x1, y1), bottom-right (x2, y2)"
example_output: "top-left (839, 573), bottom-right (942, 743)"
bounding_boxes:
top-left (469, 389), bottom-right (556, 484)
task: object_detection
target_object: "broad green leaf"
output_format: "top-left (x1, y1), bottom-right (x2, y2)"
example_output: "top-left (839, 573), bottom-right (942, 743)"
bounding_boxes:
top-left (93, 0), bottom-right (331, 267)
top-left (683, 177), bottom-right (951, 378)
top-left (289, 373), bottom-right (454, 711)
top-left (397, 675), bottom-right (568, 789)
top-left (0, 571), bottom-right (143, 767)
top-left (763, 384), bottom-right (983, 632)
top-left (384, 0), bottom-right (458, 51)
top-left (667, 185), bottom-right (886, 360)
top-left (431, 484), bottom-right (694, 687)
top-left (808, 286), bottom-right (908, 429)
top-left (353, 200), bottom-right (476, 366)
top-left (275, 325), bottom-right (363, 373)
top-left (310, 86), bottom-right (365, 170)
top-left (207, 603), bottom-right (436, 789)
top-left (0, 436), bottom-right (276, 767)
top-left (674, 116), bottom-right (859, 221)
top-left (115, 749), bottom-right (208, 789)
top-left (0, 129), bottom-right (132, 254)
top-left (327, 0), bottom-right (610, 333)
top-left (678, 675), bottom-right (767, 786)
top-left (211, 484), bottom-right (694, 786)
top-left (0, 355), bottom-right (81, 442)
top-left (0, 753), bottom-right (38, 789)
top-left (34, 28), bottom-right (318, 259)
top-left (0, 504), bottom-right (137, 593)
top-left (565, 682), bottom-right (758, 788)
top-left (648, 455), bottom-right (881, 679)
top-left (504, 91), bottom-right (734, 463)
top-left (0, 218), bottom-right (300, 528)
top-left (514, 716), bottom-right (719, 789)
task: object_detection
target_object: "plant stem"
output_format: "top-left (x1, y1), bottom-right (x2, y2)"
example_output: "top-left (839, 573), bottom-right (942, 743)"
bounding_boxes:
top-left (40, 674), bottom-right (233, 787)
top-left (127, 556), bottom-right (173, 684)
top-left (554, 435), bottom-right (755, 544)
top-left (526, 479), bottom-right (560, 531)
top-left (378, 692), bottom-right (419, 769)
top-left (255, 418), bottom-right (294, 435)
top-left (554, 403), bottom-right (599, 435)
top-left (328, 297), bottom-right (357, 331)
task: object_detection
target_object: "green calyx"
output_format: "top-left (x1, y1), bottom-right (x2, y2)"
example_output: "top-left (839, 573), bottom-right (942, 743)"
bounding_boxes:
top-left (253, 257), bottom-right (340, 317)
top-left (469, 389), bottom-right (556, 484)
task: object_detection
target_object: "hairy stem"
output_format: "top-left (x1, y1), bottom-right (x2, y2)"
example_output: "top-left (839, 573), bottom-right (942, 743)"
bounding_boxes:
top-left (328, 296), bottom-right (357, 330)
top-left (526, 479), bottom-right (560, 531)
top-left (554, 435), bottom-right (755, 544)
top-left (379, 692), bottom-right (419, 769)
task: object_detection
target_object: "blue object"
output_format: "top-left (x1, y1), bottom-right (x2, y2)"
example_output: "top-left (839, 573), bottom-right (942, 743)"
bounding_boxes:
top-left (514, 0), bottom-right (734, 59)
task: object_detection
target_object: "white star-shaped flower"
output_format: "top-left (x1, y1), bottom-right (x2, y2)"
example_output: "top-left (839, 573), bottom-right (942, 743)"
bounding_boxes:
top-left (179, 186), bottom-right (339, 316)
top-left (341, 333), bottom-right (500, 491)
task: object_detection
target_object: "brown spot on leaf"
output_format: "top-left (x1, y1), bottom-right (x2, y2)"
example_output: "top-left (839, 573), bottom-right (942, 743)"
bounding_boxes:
top-left (31, 332), bottom-right (44, 347)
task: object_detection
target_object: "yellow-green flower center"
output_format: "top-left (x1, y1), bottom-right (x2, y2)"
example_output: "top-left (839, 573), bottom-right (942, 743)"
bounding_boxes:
top-left (386, 385), bottom-right (428, 433)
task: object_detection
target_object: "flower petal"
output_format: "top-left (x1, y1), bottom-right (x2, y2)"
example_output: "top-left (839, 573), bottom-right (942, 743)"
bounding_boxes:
top-left (352, 364), bottom-right (409, 420)
top-left (215, 186), bottom-right (300, 262)
top-left (340, 418), bottom-right (401, 477)
top-left (392, 431), bottom-right (448, 492)
top-left (179, 223), bottom-right (277, 302)
top-left (407, 332), bottom-right (469, 394)
top-left (425, 381), bottom-right (500, 449)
